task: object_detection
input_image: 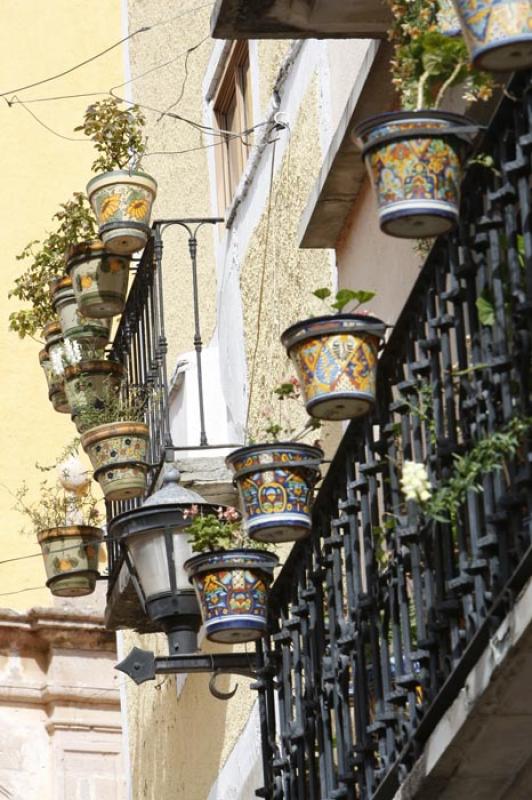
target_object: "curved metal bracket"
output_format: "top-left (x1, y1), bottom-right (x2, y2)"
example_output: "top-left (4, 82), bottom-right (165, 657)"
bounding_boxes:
top-left (209, 670), bottom-right (238, 700)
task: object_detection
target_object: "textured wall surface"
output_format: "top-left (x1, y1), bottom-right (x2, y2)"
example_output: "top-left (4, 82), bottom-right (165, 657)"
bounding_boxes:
top-left (0, 1), bottom-right (123, 607)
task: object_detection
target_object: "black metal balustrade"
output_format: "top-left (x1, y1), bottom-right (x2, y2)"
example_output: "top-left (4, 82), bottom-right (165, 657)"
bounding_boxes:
top-left (254, 72), bottom-right (532, 799)
top-left (106, 217), bottom-right (222, 580)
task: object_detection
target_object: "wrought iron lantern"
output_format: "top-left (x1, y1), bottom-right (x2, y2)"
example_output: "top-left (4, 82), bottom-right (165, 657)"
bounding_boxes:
top-left (110, 468), bottom-right (261, 695)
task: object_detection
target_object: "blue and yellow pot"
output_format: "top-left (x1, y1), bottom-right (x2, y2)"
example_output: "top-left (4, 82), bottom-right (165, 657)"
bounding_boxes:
top-left (226, 443), bottom-right (322, 543)
top-left (354, 111), bottom-right (476, 238)
top-left (184, 549), bottom-right (278, 643)
top-left (450, 0), bottom-right (532, 71)
top-left (282, 313), bottom-right (386, 420)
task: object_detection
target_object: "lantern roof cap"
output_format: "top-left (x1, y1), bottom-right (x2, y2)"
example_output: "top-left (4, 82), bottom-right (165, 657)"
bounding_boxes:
top-left (142, 467), bottom-right (208, 508)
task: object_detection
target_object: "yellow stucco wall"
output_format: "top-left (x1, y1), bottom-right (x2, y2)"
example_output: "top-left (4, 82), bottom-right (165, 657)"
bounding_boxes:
top-left (0, 1), bottom-right (124, 607)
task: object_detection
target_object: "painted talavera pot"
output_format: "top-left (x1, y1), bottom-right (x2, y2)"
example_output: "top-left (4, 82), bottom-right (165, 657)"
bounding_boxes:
top-left (282, 314), bottom-right (386, 420)
top-left (52, 276), bottom-right (111, 348)
top-left (38, 526), bottom-right (102, 597)
top-left (66, 241), bottom-right (130, 319)
top-left (41, 322), bottom-right (70, 414)
top-left (86, 170), bottom-right (157, 255)
top-left (80, 422), bottom-right (150, 501)
top-left (450, 0), bottom-right (532, 71)
top-left (354, 111), bottom-right (476, 239)
top-left (226, 443), bottom-right (322, 543)
top-left (184, 549), bottom-right (278, 643)
top-left (438, 0), bottom-right (462, 36)
top-left (64, 360), bottom-right (123, 427)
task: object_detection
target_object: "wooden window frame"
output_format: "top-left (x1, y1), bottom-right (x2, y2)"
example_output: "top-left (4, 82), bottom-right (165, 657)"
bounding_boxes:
top-left (213, 41), bottom-right (253, 212)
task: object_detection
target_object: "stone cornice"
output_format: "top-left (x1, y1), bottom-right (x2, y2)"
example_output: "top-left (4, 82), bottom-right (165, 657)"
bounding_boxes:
top-left (0, 606), bottom-right (116, 653)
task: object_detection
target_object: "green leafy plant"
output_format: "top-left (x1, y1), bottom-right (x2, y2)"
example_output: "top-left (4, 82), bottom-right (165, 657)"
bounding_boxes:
top-left (76, 383), bottom-right (148, 433)
top-left (185, 505), bottom-right (271, 553)
top-left (76, 98), bottom-right (147, 173)
top-left (8, 479), bottom-right (101, 536)
top-left (388, 0), bottom-right (494, 109)
top-left (258, 378), bottom-right (321, 443)
top-left (9, 193), bottom-right (97, 338)
top-left (313, 287), bottom-right (376, 314)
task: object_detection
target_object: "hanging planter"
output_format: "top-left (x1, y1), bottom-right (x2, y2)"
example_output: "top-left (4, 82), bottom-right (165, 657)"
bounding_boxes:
top-left (66, 241), bottom-right (130, 318)
top-left (354, 111), bottom-right (476, 238)
top-left (86, 170), bottom-right (157, 255)
top-left (282, 313), bottom-right (386, 420)
top-left (41, 321), bottom-right (70, 414)
top-left (184, 549), bottom-right (278, 643)
top-left (450, 0), bottom-right (532, 71)
top-left (80, 421), bottom-right (150, 501)
top-left (52, 276), bottom-right (111, 347)
top-left (64, 359), bottom-right (124, 426)
top-left (38, 525), bottom-right (103, 597)
top-left (226, 442), bottom-right (322, 543)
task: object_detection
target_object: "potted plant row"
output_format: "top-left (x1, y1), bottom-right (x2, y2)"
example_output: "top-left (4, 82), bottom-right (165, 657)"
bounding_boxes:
top-left (183, 504), bottom-right (278, 643)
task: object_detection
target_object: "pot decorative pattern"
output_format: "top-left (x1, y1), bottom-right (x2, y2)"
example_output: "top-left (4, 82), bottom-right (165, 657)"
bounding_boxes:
top-left (185, 550), bottom-right (278, 643)
top-left (38, 526), bottom-right (102, 597)
top-left (40, 348), bottom-right (69, 414)
top-left (67, 244), bottom-right (130, 318)
top-left (354, 113), bottom-right (473, 238)
top-left (87, 170), bottom-right (157, 255)
top-left (282, 315), bottom-right (385, 420)
top-left (64, 361), bottom-right (123, 424)
top-left (226, 444), bottom-right (322, 543)
top-left (53, 278), bottom-right (111, 347)
top-left (451, 0), bottom-right (532, 71)
top-left (81, 423), bottom-right (149, 501)
top-left (438, 0), bottom-right (462, 35)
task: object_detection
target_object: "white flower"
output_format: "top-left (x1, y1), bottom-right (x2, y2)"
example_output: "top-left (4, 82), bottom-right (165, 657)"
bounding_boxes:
top-left (49, 349), bottom-right (65, 376)
top-left (400, 461), bottom-right (432, 505)
top-left (63, 338), bottom-right (82, 365)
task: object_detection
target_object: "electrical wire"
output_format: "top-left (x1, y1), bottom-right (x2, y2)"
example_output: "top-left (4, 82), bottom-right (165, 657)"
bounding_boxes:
top-left (12, 95), bottom-right (89, 142)
top-left (156, 36), bottom-right (211, 122)
top-left (0, 1), bottom-right (215, 99)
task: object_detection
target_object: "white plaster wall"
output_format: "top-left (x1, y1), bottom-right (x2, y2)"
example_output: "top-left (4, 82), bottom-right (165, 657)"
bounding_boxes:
top-left (206, 702), bottom-right (264, 800)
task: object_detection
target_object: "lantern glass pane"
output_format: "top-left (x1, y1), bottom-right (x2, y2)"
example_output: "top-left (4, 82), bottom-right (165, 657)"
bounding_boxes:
top-left (126, 528), bottom-right (193, 598)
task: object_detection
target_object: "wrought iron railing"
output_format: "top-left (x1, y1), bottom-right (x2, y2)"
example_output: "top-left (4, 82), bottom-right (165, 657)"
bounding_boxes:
top-left (255, 72), bottom-right (532, 799)
top-left (106, 217), bottom-right (222, 580)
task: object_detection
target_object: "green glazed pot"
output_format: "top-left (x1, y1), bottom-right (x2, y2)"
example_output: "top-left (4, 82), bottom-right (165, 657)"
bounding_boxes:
top-left (38, 525), bottom-right (103, 597)
top-left (41, 321), bottom-right (70, 414)
top-left (64, 360), bottom-right (124, 428)
top-left (450, 0), bottom-right (532, 71)
top-left (52, 276), bottom-right (111, 348)
top-left (67, 241), bottom-right (130, 319)
top-left (81, 421), bottom-right (150, 501)
top-left (87, 170), bottom-right (157, 255)
top-left (354, 111), bottom-right (475, 238)
top-left (184, 549), bottom-right (279, 643)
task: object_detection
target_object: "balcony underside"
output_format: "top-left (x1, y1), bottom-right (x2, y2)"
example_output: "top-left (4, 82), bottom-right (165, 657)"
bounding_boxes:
top-left (210, 0), bottom-right (391, 39)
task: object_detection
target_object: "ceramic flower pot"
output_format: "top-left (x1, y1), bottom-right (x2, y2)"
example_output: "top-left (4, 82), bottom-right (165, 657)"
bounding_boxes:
top-left (66, 241), bottom-right (130, 319)
top-left (86, 170), bottom-right (157, 255)
top-left (37, 525), bottom-right (102, 597)
top-left (438, 0), bottom-right (462, 36)
top-left (184, 549), bottom-right (278, 643)
top-left (282, 313), bottom-right (386, 420)
top-left (52, 276), bottom-right (111, 348)
top-left (80, 421), bottom-right (150, 501)
top-left (41, 322), bottom-right (70, 414)
top-left (450, 0), bottom-right (532, 71)
top-left (226, 443), bottom-right (322, 543)
top-left (354, 111), bottom-right (475, 238)
top-left (64, 360), bottom-right (123, 427)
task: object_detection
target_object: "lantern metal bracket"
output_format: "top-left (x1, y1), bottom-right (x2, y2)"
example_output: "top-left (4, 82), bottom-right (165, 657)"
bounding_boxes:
top-left (115, 646), bottom-right (262, 698)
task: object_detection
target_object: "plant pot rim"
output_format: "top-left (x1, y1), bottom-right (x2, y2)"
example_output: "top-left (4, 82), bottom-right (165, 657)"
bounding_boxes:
top-left (353, 109), bottom-right (476, 144)
top-left (52, 276), bottom-right (73, 295)
top-left (87, 169), bottom-right (158, 193)
top-left (66, 239), bottom-right (106, 264)
top-left (42, 320), bottom-right (62, 340)
top-left (184, 548), bottom-right (279, 577)
top-left (39, 349), bottom-right (49, 364)
top-left (226, 440), bottom-right (324, 468)
top-left (81, 421), bottom-right (149, 448)
top-left (64, 360), bottom-right (124, 379)
top-left (282, 312), bottom-right (386, 352)
top-left (37, 525), bottom-right (103, 544)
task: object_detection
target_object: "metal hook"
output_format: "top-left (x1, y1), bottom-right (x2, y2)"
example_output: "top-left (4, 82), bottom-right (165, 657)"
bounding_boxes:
top-left (209, 670), bottom-right (238, 701)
